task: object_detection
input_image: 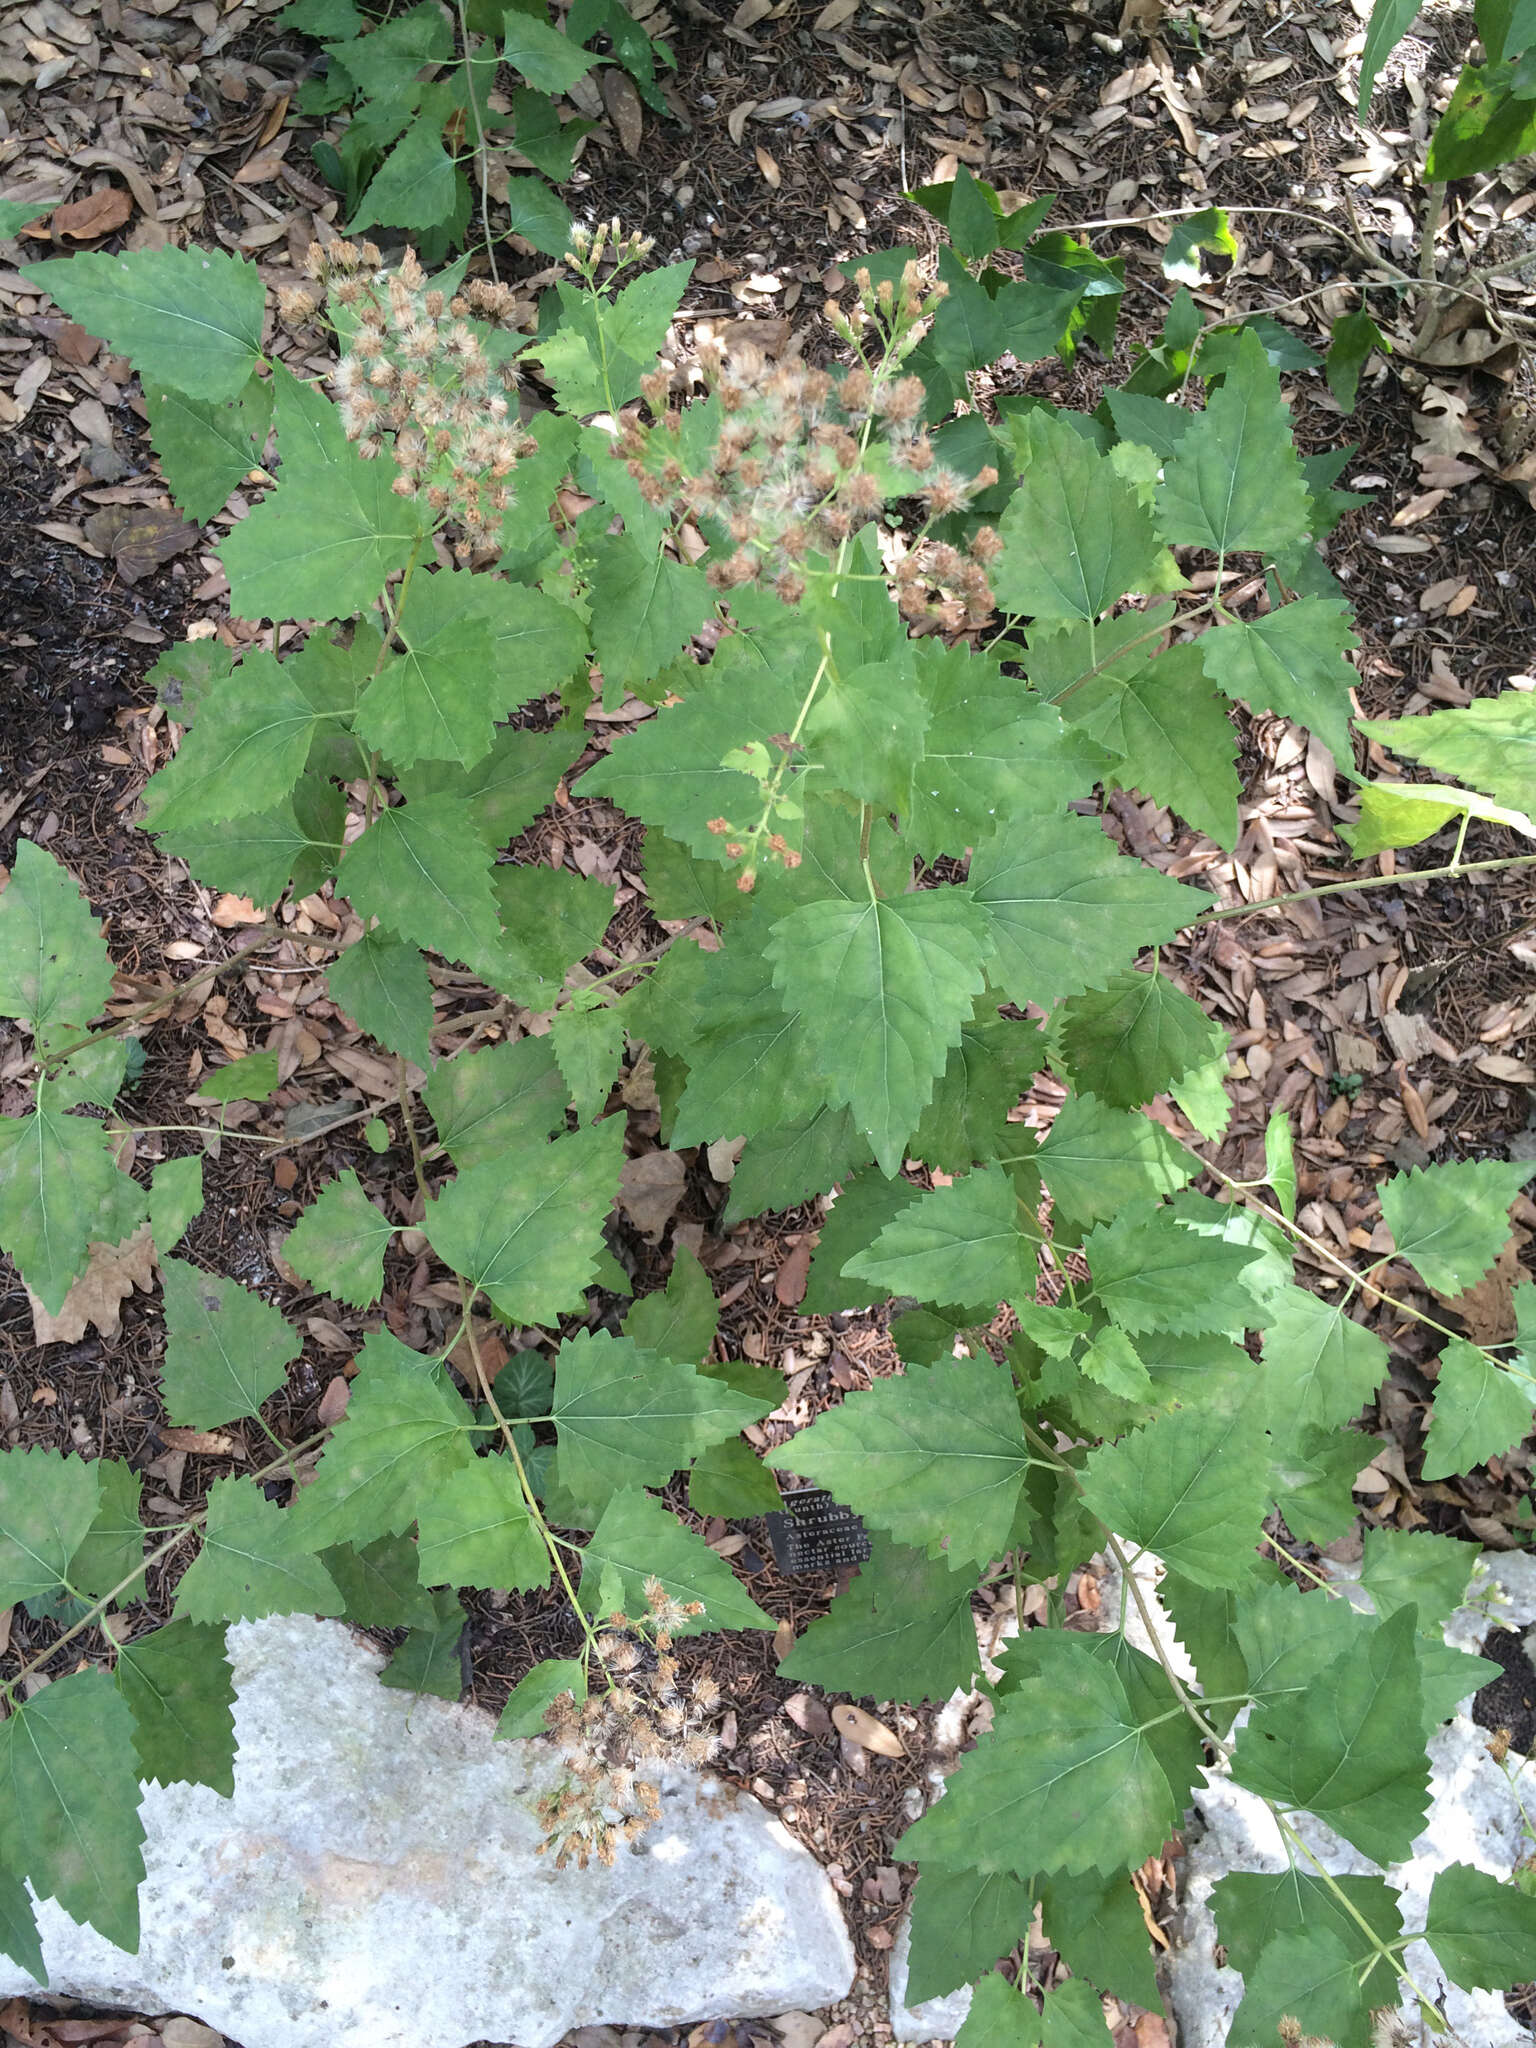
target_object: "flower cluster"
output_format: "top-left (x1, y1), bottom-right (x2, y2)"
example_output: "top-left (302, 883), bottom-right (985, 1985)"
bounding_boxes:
top-left (309, 240), bottom-right (534, 561)
top-left (565, 215), bottom-right (655, 284)
top-left (615, 262), bottom-right (1002, 628)
top-left (534, 1577), bottom-right (722, 1868)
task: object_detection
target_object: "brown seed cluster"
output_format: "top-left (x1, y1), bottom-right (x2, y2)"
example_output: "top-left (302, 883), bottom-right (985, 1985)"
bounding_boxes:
top-left (535, 1577), bottom-right (722, 1868)
top-left (615, 262), bottom-right (1000, 626)
top-left (310, 240), bottom-right (534, 561)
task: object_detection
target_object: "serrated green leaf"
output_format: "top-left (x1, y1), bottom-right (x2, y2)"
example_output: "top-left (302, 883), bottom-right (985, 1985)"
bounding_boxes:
top-left (911, 1014), bottom-right (1040, 1176)
top-left (175, 1477), bottom-right (343, 1624)
top-left (338, 794), bottom-right (504, 969)
top-left (994, 406), bottom-right (1173, 621)
top-left (424, 1119), bottom-right (622, 1323)
top-left (1340, 779), bottom-right (1535, 859)
top-left (765, 1355), bottom-right (1030, 1571)
top-left (1053, 966), bottom-right (1226, 1110)
top-left (549, 1002), bottom-right (624, 1123)
top-left (955, 1973), bottom-right (1041, 2047)
top-left (1164, 205), bottom-right (1239, 286)
top-left (1262, 1107), bottom-right (1297, 1222)
top-left (586, 534), bottom-right (713, 706)
top-left (320, 1531), bottom-right (440, 1629)
top-left (292, 1330), bottom-right (476, 1549)
top-left (1157, 328), bottom-right (1311, 557)
top-left (1198, 597), bottom-right (1358, 769)
top-left (1094, 640), bottom-right (1240, 849)
top-left (624, 1240), bottom-right (720, 1364)
top-left (1268, 1424), bottom-right (1367, 1548)
top-left (283, 1170), bottom-right (396, 1309)
top-left (497, 1655), bottom-right (588, 1737)
top-left (1424, 1861), bottom-right (1536, 1990)
top-left (1422, 1336), bottom-right (1535, 1480)
top-left (1379, 1157), bottom-right (1532, 1296)
top-left (970, 812), bottom-right (1198, 1017)
top-left (116, 1618), bottom-right (237, 1794)
top-left (33, 246), bottom-right (266, 402)
top-left (220, 367), bottom-right (425, 622)
top-left (140, 651), bottom-right (318, 833)
top-left (905, 1867), bottom-right (1034, 2007)
top-left (802, 1171), bottom-right (917, 1314)
top-left (1036, 1092), bottom-right (1196, 1242)
top-left (669, 957), bottom-right (821, 1148)
top-left (159, 1254), bottom-right (300, 1428)
top-left (1357, 691), bottom-right (1536, 816)
top-left (69, 1459), bottom-right (144, 1603)
top-left (416, 1454), bottom-right (549, 1591)
top-left (806, 658), bottom-right (932, 818)
top-left (780, 1540), bottom-right (980, 1702)
top-left (0, 839), bottom-right (114, 1035)
top-left (0, 1090), bottom-right (148, 1313)
top-left (1325, 308), bottom-right (1387, 411)
top-left (327, 931), bottom-right (434, 1068)
top-left (767, 891), bottom-right (992, 1177)
top-left (1078, 1324), bottom-right (1154, 1400)
top-left (688, 1435), bottom-right (783, 1517)
top-left (0, 1667), bottom-right (146, 1949)
top-left (845, 1164), bottom-right (1031, 1308)
top-left (196, 1048), bottom-right (279, 1105)
top-left (1237, 1927), bottom-right (1360, 2047)
top-left (380, 1586), bottom-right (466, 1700)
top-left (153, 783), bottom-right (343, 907)
top-left (1212, 1868), bottom-right (1405, 2048)
top-left (0, 1447), bottom-right (101, 1610)
top-left (423, 1035), bottom-right (567, 1171)
top-left (503, 6), bottom-right (601, 89)
top-left (483, 864), bottom-right (616, 1007)
top-left (1230, 1605), bottom-right (1429, 1864)
top-left (1038, 1869), bottom-right (1161, 2008)
top-left (723, 1104), bottom-right (872, 1227)
top-left (350, 109), bottom-right (462, 234)
top-left (355, 586), bottom-right (498, 771)
top-left (1358, 1526), bottom-right (1476, 1634)
top-left (899, 1629), bottom-right (1177, 1877)
top-left (1081, 1382), bottom-right (1268, 1587)
top-left (1262, 1286), bottom-right (1390, 1437)
top-left (579, 1486), bottom-right (772, 1633)
top-left (402, 724), bottom-right (572, 852)
top-left (550, 1329), bottom-right (769, 1517)
top-left (0, 1868), bottom-right (44, 1983)
top-left (1084, 1205), bottom-right (1261, 1335)
top-left (1232, 1575), bottom-right (1362, 1712)
top-left (144, 374), bottom-right (271, 524)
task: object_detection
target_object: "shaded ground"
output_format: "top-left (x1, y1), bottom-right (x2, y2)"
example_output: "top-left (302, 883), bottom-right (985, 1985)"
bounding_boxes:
top-left (4, 0), bottom-right (1536, 2042)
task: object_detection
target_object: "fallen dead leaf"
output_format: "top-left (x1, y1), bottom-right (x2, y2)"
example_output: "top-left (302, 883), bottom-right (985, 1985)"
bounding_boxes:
top-left (1432, 1233), bottom-right (1530, 1344)
top-left (51, 185), bottom-right (133, 240)
top-left (160, 1427), bottom-right (237, 1457)
top-left (159, 2022), bottom-right (226, 2048)
top-left (774, 1238), bottom-right (812, 1306)
top-left (617, 1148), bottom-right (688, 1241)
top-left (317, 1374), bottom-right (352, 1425)
top-left (602, 67), bottom-right (644, 156)
top-left (29, 1224), bottom-right (157, 1344)
top-left (755, 144), bottom-right (782, 189)
top-left (830, 1702), bottom-right (904, 1756)
top-left (83, 506), bottom-right (201, 583)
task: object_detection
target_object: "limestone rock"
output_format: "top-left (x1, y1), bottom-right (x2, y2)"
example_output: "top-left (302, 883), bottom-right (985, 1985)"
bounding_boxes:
top-left (0, 1615), bottom-right (855, 2048)
top-left (888, 1907), bottom-right (973, 2042)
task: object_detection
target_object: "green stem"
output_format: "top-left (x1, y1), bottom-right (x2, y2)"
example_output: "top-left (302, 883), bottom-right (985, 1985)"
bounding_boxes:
top-left (1195, 850), bottom-right (1536, 924)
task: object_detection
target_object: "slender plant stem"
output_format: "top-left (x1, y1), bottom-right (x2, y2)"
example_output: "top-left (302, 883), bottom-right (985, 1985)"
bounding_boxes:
top-left (1195, 850), bottom-right (1536, 924)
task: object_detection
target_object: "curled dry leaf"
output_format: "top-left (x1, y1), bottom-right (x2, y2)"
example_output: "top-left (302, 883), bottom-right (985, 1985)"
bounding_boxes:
top-left (29, 1224), bottom-right (158, 1345)
top-left (617, 1147), bottom-right (688, 1241)
top-left (755, 145), bottom-right (782, 189)
top-left (601, 68), bottom-right (644, 157)
top-left (82, 506), bottom-right (201, 584)
top-left (51, 185), bottom-right (134, 241)
top-left (830, 1702), bottom-right (904, 1757)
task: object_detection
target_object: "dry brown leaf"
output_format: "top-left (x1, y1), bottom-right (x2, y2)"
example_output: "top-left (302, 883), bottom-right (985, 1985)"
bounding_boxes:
top-left (830, 1702), bottom-right (904, 1756)
top-left (813, 0), bottom-right (859, 31)
top-left (160, 1426), bottom-right (237, 1457)
top-left (29, 1224), bottom-right (157, 1344)
top-left (727, 99), bottom-right (758, 143)
top-left (82, 506), bottom-right (201, 583)
top-left (317, 1373), bottom-right (352, 1425)
top-left (52, 186), bottom-right (133, 241)
top-left (774, 1238), bottom-right (812, 1306)
top-left (617, 1147), bottom-right (688, 1241)
top-left (602, 67), bottom-right (644, 156)
top-left (1432, 1233), bottom-right (1529, 1344)
top-left (732, 0), bottom-right (772, 22)
top-left (1119, 0), bottom-right (1162, 32)
top-left (755, 144), bottom-right (782, 188)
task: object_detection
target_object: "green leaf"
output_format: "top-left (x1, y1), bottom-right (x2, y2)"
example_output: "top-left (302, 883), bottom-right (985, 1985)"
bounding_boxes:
top-left (1262, 1107), bottom-right (1297, 1222)
top-left (1212, 1868), bottom-right (1405, 2048)
top-left (1422, 1336), bottom-right (1535, 1479)
top-left (402, 724), bottom-right (571, 854)
top-left (350, 109), bottom-right (462, 234)
top-left (1158, 328), bottom-right (1311, 557)
top-left (911, 164), bottom-right (1004, 262)
top-left (145, 373), bottom-right (272, 524)
top-left (905, 1867), bottom-right (1034, 2007)
top-left (144, 1158), bottom-right (199, 1263)
top-left (900, 1628), bottom-right (1178, 1877)
top-left (579, 1487), bottom-right (772, 1633)
top-left (624, 1240), bottom-right (719, 1364)
top-left (1053, 966), bottom-right (1226, 1110)
top-left (1037, 1870), bottom-right (1160, 2008)
top-left (196, 1049), bottom-right (279, 1105)
top-left (0, 1668), bottom-right (146, 1948)
top-left (175, 1477), bottom-right (343, 1624)
top-left (1084, 1204), bottom-right (1262, 1335)
top-left (0, 838), bottom-right (114, 1034)
top-left (497, 1655), bottom-right (588, 1737)
top-left (1081, 1383), bottom-right (1269, 1588)
top-left (549, 1001), bottom-right (624, 1122)
top-left (69, 1460), bottom-right (144, 1603)
top-left (551, 1329), bottom-right (769, 1516)
top-left (1425, 1861), bottom-right (1536, 1990)
top-left (160, 1254), bottom-right (300, 1429)
top-left (1163, 205), bottom-right (1239, 286)
top-left (0, 1447), bottom-right (100, 1609)
top-left (1379, 1157), bottom-right (1532, 1296)
top-left (116, 1618), bottom-right (237, 1794)
top-left (1268, 1425), bottom-right (1367, 1549)
top-left (993, 406), bottom-right (1172, 621)
top-left (0, 1089), bottom-right (148, 1313)
top-left (380, 1587), bottom-right (466, 1700)
top-left (422, 1036), bottom-right (568, 1169)
top-left (1357, 690), bottom-right (1536, 817)
top-left (955, 1974), bottom-right (1041, 2047)
top-left (424, 1120), bottom-right (623, 1324)
top-left (1093, 640), bottom-right (1240, 849)
top-left (220, 367), bottom-right (425, 622)
top-left (33, 246), bottom-right (266, 402)
top-left (416, 1454), bottom-right (549, 1591)
top-left (970, 813), bottom-right (1198, 1017)
top-left (688, 1436), bottom-right (783, 1517)
top-left (485, 865), bottom-right (616, 1007)
top-left (1427, 55), bottom-right (1536, 178)
top-left (140, 651), bottom-right (318, 833)
top-left (503, 6), bottom-right (601, 89)
top-left (338, 794), bottom-right (504, 969)
top-left (768, 892), bottom-right (991, 1177)
top-left (293, 1330), bottom-right (476, 1549)
top-left (807, 659), bottom-right (932, 819)
top-left (1358, 0), bottom-right (1422, 105)
top-left (152, 783), bottom-right (343, 908)
top-left (283, 1170), bottom-right (396, 1308)
top-left (912, 1013), bottom-right (1040, 1176)
top-left (327, 931), bottom-right (434, 1069)
top-left (1198, 597), bottom-right (1358, 770)
top-left (669, 959), bottom-right (821, 1149)
top-left (0, 1869), bottom-right (44, 1983)
top-left (765, 1354), bottom-right (1031, 1571)
top-left (780, 1540), bottom-right (980, 1702)
top-left (354, 582), bottom-right (498, 772)
top-left (1263, 1286), bottom-right (1390, 1437)
top-left (1230, 1605), bottom-right (1430, 1863)
top-left (586, 534), bottom-right (712, 706)
top-left (1357, 1526), bottom-right (1476, 1634)
top-left (0, 199), bottom-right (52, 238)
top-left (1238, 1927), bottom-right (1361, 2047)
top-left (320, 1531), bottom-right (439, 1629)
top-left (845, 1164), bottom-right (1030, 1308)
top-left (1036, 1092), bottom-right (1196, 1241)
top-left (723, 1105), bottom-right (872, 1226)
top-left (1341, 779), bottom-right (1534, 859)
top-left (1325, 309), bottom-right (1386, 412)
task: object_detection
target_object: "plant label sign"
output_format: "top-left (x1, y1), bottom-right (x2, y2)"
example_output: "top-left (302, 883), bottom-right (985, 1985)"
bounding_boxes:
top-left (765, 1489), bottom-right (872, 1573)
